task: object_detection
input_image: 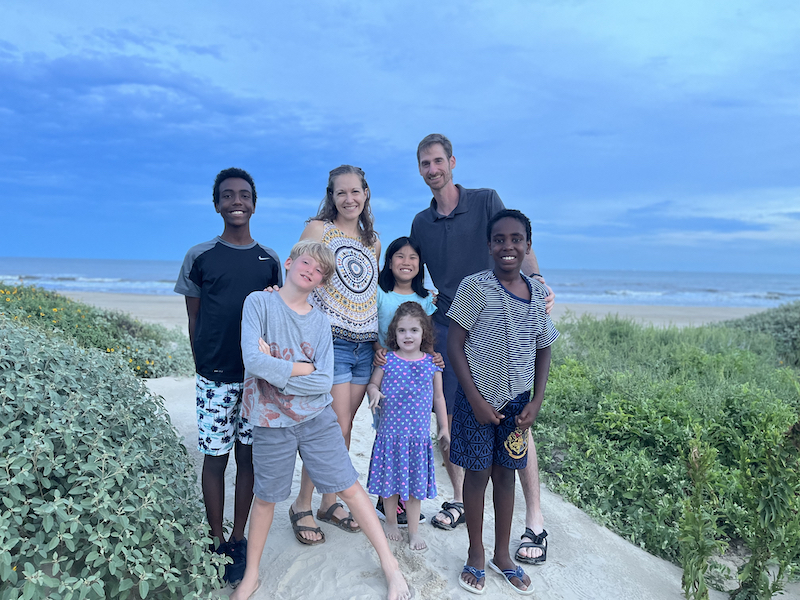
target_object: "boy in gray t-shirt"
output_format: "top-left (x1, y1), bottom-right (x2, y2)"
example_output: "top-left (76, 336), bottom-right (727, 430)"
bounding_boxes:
top-left (231, 240), bottom-right (411, 600)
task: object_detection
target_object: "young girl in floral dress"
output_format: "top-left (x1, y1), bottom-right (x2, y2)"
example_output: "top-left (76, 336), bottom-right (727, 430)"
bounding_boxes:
top-left (366, 302), bottom-right (449, 551)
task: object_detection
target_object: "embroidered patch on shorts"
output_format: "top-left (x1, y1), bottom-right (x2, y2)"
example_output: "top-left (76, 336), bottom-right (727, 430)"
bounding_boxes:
top-left (504, 427), bottom-right (529, 459)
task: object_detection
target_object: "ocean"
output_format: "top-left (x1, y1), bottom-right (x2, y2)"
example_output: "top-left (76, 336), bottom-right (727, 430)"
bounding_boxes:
top-left (0, 256), bottom-right (797, 308)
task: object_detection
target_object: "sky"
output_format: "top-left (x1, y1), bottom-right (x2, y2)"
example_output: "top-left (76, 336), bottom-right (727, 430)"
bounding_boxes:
top-left (2, 0), bottom-right (799, 273)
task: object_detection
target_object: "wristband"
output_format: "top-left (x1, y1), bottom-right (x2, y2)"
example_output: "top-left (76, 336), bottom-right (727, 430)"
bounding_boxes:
top-left (528, 272), bottom-right (542, 278)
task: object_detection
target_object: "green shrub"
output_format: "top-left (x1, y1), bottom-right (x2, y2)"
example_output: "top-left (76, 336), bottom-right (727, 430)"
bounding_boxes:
top-left (0, 320), bottom-right (222, 599)
top-left (727, 418), bottom-right (800, 599)
top-left (0, 285), bottom-right (192, 378)
top-left (680, 434), bottom-right (727, 600)
top-left (720, 301), bottom-right (800, 367)
top-left (537, 315), bottom-right (800, 593)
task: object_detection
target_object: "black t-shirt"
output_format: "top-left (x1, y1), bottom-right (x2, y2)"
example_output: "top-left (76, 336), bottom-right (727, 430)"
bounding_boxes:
top-left (175, 237), bottom-right (282, 383)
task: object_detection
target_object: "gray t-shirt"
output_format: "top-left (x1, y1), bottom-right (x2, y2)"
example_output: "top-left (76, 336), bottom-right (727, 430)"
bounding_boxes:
top-left (240, 291), bottom-right (334, 428)
top-left (410, 184), bottom-right (504, 326)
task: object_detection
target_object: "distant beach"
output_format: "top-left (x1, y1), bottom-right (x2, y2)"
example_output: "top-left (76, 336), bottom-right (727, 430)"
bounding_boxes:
top-left (2, 256), bottom-right (798, 309)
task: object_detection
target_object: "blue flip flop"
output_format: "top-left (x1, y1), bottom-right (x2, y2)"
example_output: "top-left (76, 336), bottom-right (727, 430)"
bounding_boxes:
top-left (488, 559), bottom-right (535, 595)
top-left (458, 564), bottom-right (486, 595)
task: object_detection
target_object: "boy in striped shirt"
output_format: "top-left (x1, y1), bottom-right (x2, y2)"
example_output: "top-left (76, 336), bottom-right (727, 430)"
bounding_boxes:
top-left (446, 209), bottom-right (559, 596)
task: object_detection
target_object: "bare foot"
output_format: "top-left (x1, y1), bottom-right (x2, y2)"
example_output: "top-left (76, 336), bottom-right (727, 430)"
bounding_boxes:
top-left (387, 568), bottom-right (411, 600)
top-left (291, 503), bottom-right (323, 543)
top-left (229, 577), bottom-right (260, 600)
top-left (384, 522), bottom-right (402, 541)
top-left (408, 531), bottom-right (427, 551)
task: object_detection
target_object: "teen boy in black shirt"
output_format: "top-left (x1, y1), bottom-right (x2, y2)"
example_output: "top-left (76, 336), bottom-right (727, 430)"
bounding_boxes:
top-left (175, 168), bottom-right (282, 587)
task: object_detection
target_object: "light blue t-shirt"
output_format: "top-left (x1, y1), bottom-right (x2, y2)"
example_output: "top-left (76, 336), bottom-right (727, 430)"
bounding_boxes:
top-left (376, 288), bottom-right (437, 347)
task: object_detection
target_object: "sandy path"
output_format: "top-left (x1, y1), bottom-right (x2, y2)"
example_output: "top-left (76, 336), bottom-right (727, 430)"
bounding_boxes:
top-left (148, 376), bottom-right (728, 599)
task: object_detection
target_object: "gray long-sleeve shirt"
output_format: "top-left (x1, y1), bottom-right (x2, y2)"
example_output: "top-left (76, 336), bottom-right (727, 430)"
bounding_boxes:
top-left (240, 291), bottom-right (334, 428)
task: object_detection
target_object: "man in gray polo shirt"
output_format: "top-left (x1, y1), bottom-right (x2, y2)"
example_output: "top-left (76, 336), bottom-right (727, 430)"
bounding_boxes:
top-left (410, 133), bottom-right (554, 565)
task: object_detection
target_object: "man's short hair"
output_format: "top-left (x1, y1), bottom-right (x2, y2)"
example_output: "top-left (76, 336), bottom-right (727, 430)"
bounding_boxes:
top-left (417, 133), bottom-right (453, 163)
top-left (289, 240), bottom-right (336, 286)
top-left (213, 167), bottom-right (257, 206)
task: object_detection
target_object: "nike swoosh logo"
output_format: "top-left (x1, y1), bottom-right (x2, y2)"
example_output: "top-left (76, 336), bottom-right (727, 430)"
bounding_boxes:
top-left (258, 256), bottom-right (270, 261)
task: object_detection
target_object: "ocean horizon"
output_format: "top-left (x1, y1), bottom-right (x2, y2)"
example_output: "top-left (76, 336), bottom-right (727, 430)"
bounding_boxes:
top-left (1, 256), bottom-right (797, 308)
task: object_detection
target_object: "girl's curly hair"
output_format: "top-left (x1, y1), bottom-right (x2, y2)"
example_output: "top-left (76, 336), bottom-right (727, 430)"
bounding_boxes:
top-left (385, 301), bottom-right (435, 354)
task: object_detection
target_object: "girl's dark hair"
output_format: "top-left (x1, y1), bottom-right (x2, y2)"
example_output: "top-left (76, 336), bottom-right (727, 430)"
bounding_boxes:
top-left (486, 208), bottom-right (531, 242)
top-left (378, 237), bottom-right (429, 297)
top-left (385, 302), bottom-right (435, 354)
top-left (308, 165), bottom-right (377, 247)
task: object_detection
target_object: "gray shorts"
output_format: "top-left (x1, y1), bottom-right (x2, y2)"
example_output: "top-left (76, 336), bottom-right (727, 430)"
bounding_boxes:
top-left (251, 405), bottom-right (359, 503)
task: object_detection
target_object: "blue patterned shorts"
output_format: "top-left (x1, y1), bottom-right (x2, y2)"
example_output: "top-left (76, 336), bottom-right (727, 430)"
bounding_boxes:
top-left (196, 374), bottom-right (253, 456)
top-left (449, 386), bottom-right (530, 471)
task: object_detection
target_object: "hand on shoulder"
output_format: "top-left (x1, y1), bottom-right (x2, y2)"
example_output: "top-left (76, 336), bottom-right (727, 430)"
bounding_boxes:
top-left (300, 219), bottom-right (326, 242)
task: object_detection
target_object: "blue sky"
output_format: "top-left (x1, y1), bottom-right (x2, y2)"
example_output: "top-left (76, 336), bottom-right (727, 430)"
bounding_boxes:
top-left (2, 1), bottom-right (799, 273)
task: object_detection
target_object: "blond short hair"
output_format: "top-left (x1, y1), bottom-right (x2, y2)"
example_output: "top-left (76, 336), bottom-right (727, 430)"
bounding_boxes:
top-left (289, 240), bottom-right (336, 285)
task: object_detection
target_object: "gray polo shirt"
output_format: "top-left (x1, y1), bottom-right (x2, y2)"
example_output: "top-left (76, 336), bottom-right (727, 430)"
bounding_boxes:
top-left (410, 184), bottom-right (505, 326)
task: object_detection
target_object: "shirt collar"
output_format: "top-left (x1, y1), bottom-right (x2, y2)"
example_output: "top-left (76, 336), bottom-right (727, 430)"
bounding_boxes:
top-left (429, 184), bottom-right (468, 220)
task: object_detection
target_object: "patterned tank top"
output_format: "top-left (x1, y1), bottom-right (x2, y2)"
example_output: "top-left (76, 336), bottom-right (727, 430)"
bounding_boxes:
top-left (309, 221), bottom-right (379, 343)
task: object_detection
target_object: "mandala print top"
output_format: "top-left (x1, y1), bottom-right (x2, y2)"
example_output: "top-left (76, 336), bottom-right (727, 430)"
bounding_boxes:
top-left (309, 221), bottom-right (379, 343)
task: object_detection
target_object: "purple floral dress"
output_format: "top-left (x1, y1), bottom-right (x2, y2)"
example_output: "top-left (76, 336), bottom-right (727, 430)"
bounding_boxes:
top-left (367, 352), bottom-right (441, 501)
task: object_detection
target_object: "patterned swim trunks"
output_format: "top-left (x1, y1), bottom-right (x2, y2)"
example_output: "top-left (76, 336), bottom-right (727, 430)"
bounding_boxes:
top-left (196, 374), bottom-right (253, 456)
top-left (449, 387), bottom-right (530, 471)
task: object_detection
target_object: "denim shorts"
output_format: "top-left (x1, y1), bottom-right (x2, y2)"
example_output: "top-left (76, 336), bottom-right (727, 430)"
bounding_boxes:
top-left (251, 405), bottom-right (359, 502)
top-left (449, 386), bottom-right (530, 472)
top-left (332, 338), bottom-right (374, 385)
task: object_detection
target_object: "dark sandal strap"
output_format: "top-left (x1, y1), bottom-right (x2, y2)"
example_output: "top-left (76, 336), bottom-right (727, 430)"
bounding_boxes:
top-left (521, 527), bottom-right (547, 544)
top-left (290, 509), bottom-right (314, 523)
top-left (441, 501), bottom-right (465, 520)
top-left (294, 525), bottom-right (323, 534)
top-left (320, 502), bottom-right (344, 521)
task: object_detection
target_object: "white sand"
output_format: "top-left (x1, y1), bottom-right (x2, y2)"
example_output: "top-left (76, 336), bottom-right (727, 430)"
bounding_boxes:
top-left (69, 292), bottom-right (778, 599)
top-left (62, 291), bottom-right (767, 330)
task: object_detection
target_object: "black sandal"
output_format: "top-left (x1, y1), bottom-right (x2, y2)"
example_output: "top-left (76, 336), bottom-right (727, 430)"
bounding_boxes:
top-left (515, 528), bottom-right (547, 564)
top-left (430, 501), bottom-right (465, 530)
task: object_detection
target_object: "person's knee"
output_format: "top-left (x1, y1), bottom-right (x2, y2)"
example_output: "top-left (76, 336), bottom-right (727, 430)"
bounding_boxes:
top-left (252, 496), bottom-right (275, 510)
top-left (234, 444), bottom-right (254, 473)
top-left (203, 453), bottom-right (229, 475)
top-left (336, 481), bottom-right (363, 503)
top-left (492, 464), bottom-right (516, 486)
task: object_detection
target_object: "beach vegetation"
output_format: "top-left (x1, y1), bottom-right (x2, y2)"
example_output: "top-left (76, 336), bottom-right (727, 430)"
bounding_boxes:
top-left (0, 321), bottom-right (222, 599)
top-left (719, 300), bottom-right (800, 367)
top-left (538, 314), bottom-right (800, 598)
top-left (0, 285), bottom-right (192, 378)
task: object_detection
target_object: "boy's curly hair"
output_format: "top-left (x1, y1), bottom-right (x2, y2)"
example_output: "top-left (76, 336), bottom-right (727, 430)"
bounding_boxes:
top-left (385, 301), bottom-right (435, 354)
top-left (212, 167), bottom-right (257, 206)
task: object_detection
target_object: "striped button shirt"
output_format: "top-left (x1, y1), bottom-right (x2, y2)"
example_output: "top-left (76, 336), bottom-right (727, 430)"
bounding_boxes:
top-left (446, 270), bottom-right (560, 410)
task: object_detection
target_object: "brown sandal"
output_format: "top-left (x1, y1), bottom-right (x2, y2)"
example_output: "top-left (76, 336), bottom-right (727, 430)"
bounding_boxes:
top-left (289, 506), bottom-right (325, 545)
top-left (316, 502), bottom-right (361, 533)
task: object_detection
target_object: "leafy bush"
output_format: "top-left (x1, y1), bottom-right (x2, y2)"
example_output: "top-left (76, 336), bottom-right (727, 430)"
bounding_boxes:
top-left (537, 315), bottom-right (800, 595)
top-left (720, 301), bottom-right (800, 367)
top-left (0, 285), bottom-right (192, 378)
top-left (0, 319), bottom-right (222, 599)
